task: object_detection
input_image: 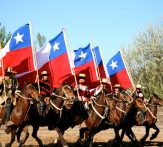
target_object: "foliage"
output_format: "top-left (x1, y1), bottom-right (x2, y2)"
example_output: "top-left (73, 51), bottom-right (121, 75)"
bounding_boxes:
top-left (35, 33), bottom-right (46, 50)
top-left (0, 23), bottom-right (11, 48)
top-left (125, 23), bottom-right (163, 98)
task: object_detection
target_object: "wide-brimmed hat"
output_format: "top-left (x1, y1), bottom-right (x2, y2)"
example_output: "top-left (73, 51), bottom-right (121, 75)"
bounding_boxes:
top-left (40, 71), bottom-right (50, 76)
top-left (113, 84), bottom-right (121, 88)
top-left (6, 67), bottom-right (17, 74)
top-left (101, 78), bottom-right (108, 84)
top-left (136, 84), bottom-right (142, 89)
top-left (79, 73), bottom-right (86, 78)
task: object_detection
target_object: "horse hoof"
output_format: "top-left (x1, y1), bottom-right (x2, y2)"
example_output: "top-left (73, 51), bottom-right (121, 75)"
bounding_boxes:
top-left (140, 139), bottom-right (145, 145)
top-left (18, 140), bottom-right (22, 147)
top-left (5, 143), bottom-right (10, 147)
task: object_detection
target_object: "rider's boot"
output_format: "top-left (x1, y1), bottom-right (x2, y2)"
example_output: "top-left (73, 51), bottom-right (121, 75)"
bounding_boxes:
top-left (39, 100), bottom-right (46, 116)
top-left (5, 99), bottom-right (14, 127)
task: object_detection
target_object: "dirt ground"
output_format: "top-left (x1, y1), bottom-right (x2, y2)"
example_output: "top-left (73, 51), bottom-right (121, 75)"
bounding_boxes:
top-left (0, 124), bottom-right (163, 147)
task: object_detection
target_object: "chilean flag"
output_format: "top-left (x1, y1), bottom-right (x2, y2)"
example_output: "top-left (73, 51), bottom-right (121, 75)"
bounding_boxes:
top-left (92, 46), bottom-right (107, 79)
top-left (73, 43), bottom-right (98, 83)
top-left (48, 31), bottom-right (72, 87)
top-left (0, 23), bottom-right (35, 76)
top-left (106, 51), bottom-right (133, 89)
top-left (17, 31), bottom-right (72, 88)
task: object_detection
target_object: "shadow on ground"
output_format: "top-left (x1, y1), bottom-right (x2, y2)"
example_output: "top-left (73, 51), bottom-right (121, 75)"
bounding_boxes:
top-left (19, 141), bottom-right (163, 147)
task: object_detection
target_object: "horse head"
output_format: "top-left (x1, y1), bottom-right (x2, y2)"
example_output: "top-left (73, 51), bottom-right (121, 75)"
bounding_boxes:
top-left (120, 90), bottom-right (133, 103)
top-left (149, 93), bottom-right (163, 105)
top-left (105, 93), bottom-right (117, 111)
top-left (22, 84), bottom-right (41, 100)
top-left (62, 85), bottom-right (75, 109)
top-left (50, 85), bottom-right (75, 111)
top-left (135, 98), bottom-right (147, 112)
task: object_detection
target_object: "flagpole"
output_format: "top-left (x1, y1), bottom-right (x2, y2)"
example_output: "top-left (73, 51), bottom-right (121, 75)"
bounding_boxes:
top-left (98, 45), bottom-right (113, 91)
top-left (29, 22), bottom-right (40, 93)
top-left (120, 48), bottom-right (135, 88)
top-left (62, 28), bottom-right (80, 98)
top-left (91, 42), bottom-right (101, 84)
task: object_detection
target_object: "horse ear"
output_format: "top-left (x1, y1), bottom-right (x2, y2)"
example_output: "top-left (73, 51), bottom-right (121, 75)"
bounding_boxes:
top-left (153, 93), bottom-right (157, 97)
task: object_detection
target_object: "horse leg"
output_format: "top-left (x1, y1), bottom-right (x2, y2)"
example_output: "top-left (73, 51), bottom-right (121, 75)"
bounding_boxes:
top-left (150, 124), bottom-right (160, 140)
top-left (126, 128), bottom-right (138, 143)
top-left (80, 129), bottom-right (95, 147)
top-left (113, 127), bottom-right (121, 142)
top-left (5, 128), bottom-right (17, 147)
top-left (55, 127), bottom-right (68, 147)
top-left (17, 125), bottom-right (29, 146)
top-left (140, 125), bottom-right (150, 144)
top-left (126, 129), bottom-right (135, 142)
top-left (76, 127), bottom-right (89, 143)
top-left (22, 126), bottom-right (29, 144)
top-left (31, 125), bottom-right (43, 147)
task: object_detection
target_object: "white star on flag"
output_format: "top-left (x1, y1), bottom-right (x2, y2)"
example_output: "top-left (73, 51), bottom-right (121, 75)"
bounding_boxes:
top-left (14, 32), bottom-right (24, 44)
top-left (78, 51), bottom-right (87, 60)
top-left (53, 42), bottom-right (60, 51)
top-left (110, 60), bottom-right (118, 70)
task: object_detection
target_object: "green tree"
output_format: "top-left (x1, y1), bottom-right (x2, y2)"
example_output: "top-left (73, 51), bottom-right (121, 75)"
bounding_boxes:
top-left (126, 23), bottom-right (163, 98)
top-left (0, 23), bottom-right (11, 48)
top-left (35, 33), bottom-right (46, 50)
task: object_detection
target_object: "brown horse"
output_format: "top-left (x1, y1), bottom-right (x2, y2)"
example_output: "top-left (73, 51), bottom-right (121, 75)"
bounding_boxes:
top-left (0, 100), bottom-right (30, 146)
top-left (5, 84), bottom-right (75, 147)
top-left (104, 92), bottom-right (146, 144)
top-left (126, 93), bottom-right (163, 144)
top-left (79, 90), bottom-right (146, 146)
top-left (76, 91), bottom-right (110, 146)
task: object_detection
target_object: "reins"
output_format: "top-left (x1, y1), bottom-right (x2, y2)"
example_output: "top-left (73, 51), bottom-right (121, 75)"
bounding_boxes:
top-left (116, 106), bottom-right (127, 114)
top-left (51, 92), bottom-right (69, 100)
top-left (146, 107), bottom-right (157, 120)
top-left (50, 99), bottom-right (63, 111)
top-left (91, 96), bottom-right (106, 107)
top-left (15, 92), bottom-right (33, 101)
top-left (90, 103), bottom-right (105, 119)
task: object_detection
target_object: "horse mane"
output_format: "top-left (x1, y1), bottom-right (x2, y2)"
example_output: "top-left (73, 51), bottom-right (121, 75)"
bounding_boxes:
top-left (153, 93), bottom-right (159, 98)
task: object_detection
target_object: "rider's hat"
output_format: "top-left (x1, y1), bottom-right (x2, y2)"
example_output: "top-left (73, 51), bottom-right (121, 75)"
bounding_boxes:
top-left (136, 84), bottom-right (142, 89)
top-left (40, 71), bottom-right (49, 77)
top-left (101, 78), bottom-right (108, 84)
top-left (5, 67), bottom-right (17, 74)
top-left (79, 73), bottom-right (86, 79)
top-left (113, 84), bottom-right (121, 88)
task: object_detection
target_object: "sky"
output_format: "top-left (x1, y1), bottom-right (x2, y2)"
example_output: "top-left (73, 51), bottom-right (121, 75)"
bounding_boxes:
top-left (1, 0), bottom-right (163, 63)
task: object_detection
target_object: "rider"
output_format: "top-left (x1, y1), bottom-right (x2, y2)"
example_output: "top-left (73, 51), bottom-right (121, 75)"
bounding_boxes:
top-left (131, 84), bottom-right (146, 122)
top-left (132, 84), bottom-right (144, 100)
top-left (3, 67), bottom-right (19, 126)
top-left (35, 70), bottom-right (52, 116)
top-left (74, 73), bottom-right (90, 109)
top-left (90, 78), bottom-right (109, 96)
top-left (113, 84), bottom-right (123, 98)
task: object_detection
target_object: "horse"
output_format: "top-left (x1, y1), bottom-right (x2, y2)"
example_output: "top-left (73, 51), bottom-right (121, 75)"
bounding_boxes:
top-left (5, 84), bottom-right (75, 147)
top-left (73, 91), bottom-right (110, 147)
top-left (78, 90), bottom-right (146, 147)
top-left (0, 99), bottom-right (30, 146)
top-left (100, 91), bottom-right (146, 145)
top-left (125, 93), bottom-right (163, 144)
